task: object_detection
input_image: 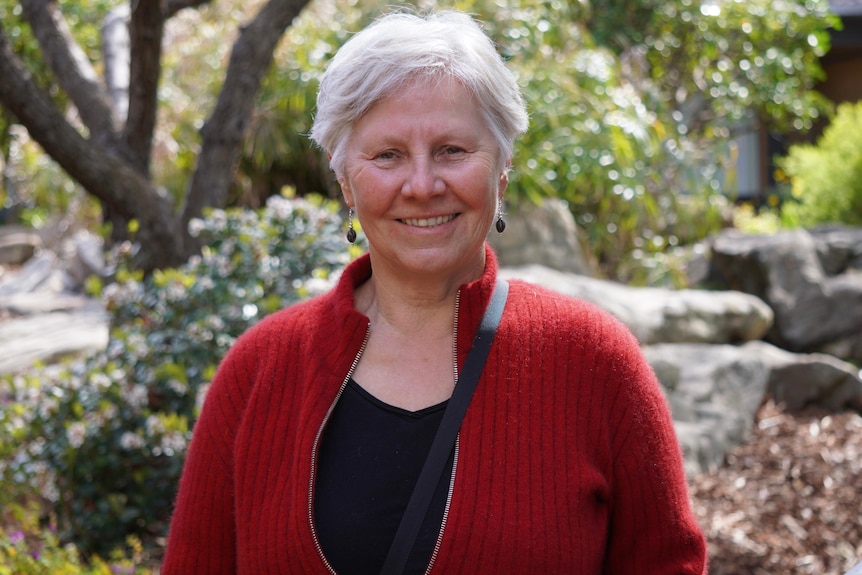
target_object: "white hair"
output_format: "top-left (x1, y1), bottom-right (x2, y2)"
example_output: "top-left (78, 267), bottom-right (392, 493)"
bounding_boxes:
top-left (309, 10), bottom-right (529, 178)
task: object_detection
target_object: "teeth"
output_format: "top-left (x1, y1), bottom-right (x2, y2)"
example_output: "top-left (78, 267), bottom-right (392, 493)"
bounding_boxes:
top-left (402, 215), bottom-right (455, 228)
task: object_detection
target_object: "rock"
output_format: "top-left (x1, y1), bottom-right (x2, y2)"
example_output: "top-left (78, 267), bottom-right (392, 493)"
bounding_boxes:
top-left (0, 252), bottom-right (57, 296)
top-left (711, 228), bottom-right (862, 363)
top-left (60, 229), bottom-right (106, 288)
top-left (500, 264), bottom-right (773, 345)
top-left (745, 340), bottom-right (862, 412)
top-left (644, 340), bottom-right (862, 476)
top-left (0, 232), bottom-right (109, 376)
top-left (488, 198), bottom-right (593, 276)
top-left (810, 225), bottom-right (862, 275)
top-left (0, 225), bottom-right (42, 265)
top-left (3, 291), bottom-right (100, 315)
top-left (0, 300), bottom-right (109, 375)
top-left (644, 343), bottom-right (771, 476)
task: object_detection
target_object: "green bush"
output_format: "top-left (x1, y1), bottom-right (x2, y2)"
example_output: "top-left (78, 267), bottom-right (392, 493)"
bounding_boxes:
top-left (777, 101), bottom-right (862, 228)
top-left (0, 503), bottom-right (149, 574)
top-left (0, 193), bottom-right (361, 559)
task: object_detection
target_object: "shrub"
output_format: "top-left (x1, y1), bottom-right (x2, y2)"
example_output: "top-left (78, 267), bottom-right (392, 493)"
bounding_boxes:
top-left (0, 503), bottom-right (149, 574)
top-left (0, 193), bottom-right (361, 559)
top-left (777, 101), bottom-right (862, 228)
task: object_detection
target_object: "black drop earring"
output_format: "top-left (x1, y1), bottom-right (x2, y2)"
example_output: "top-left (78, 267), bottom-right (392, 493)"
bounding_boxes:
top-left (495, 213), bottom-right (506, 234)
top-left (346, 208), bottom-right (357, 244)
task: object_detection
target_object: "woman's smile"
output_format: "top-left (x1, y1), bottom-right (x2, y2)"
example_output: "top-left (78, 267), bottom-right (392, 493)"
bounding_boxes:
top-left (399, 214), bottom-right (459, 228)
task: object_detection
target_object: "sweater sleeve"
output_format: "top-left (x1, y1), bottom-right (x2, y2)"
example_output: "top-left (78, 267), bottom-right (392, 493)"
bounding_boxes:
top-left (161, 336), bottom-right (255, 575)
top-left (601, 318), bottom-right (708, 575)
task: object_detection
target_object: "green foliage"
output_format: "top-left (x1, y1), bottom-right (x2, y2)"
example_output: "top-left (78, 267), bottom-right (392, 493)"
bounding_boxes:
top-left (592, 0), bottom-right (836, 133)
top-left (777, 101), bottom-right (862, 227)
top-left (0, 0), bottom-right (121, 155)
top-left (0, 193), bottom-right (360, 559)
top-left (1, 127), bottom-right (102, 228)
top-left (732, 203), bottom-right (783, 235)
top-left (0, 503), bottom-right (151, 574)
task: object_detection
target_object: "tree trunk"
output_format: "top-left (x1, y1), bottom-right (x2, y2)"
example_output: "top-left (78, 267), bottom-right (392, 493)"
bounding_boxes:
top-left (181, 0), bottom-right (310, 229)
top-left (0, 29), bottom-right (187, 271)
top-left (0, 0), bottom-right (312, 272)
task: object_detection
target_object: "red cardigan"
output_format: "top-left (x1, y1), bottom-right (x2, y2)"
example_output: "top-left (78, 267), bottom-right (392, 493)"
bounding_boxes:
top-left (162, 247), bottom-right (707, 574)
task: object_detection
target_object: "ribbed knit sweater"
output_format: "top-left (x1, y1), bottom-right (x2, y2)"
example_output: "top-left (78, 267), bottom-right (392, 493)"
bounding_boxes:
top-left (162, 246), bottom-right (707, 574)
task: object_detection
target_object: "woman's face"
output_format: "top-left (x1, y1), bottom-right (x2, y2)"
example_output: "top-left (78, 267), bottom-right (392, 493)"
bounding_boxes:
top-left (340, 76), bottom-right (507, 284)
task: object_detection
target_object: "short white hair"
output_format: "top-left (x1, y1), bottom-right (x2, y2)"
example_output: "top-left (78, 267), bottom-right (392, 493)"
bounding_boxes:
top-left (309, 10), bottom-right (529, 178)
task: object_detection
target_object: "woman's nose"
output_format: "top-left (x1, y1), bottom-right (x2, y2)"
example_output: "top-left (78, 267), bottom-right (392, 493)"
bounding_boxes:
top-left (402, 157), bottom-right (444, 198)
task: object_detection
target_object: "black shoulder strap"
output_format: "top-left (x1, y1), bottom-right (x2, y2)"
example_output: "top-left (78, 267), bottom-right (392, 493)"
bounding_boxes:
top-left (379, 278), bottom-right (509, 575)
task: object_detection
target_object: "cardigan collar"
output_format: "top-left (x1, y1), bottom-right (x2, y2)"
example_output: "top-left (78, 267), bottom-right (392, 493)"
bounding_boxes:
top-left (331, 243), bottom-right (501, 362)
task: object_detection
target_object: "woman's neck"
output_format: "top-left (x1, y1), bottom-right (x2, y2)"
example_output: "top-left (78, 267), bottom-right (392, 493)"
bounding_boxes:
top-left (355, 251), bottom-right (486, 335)
top-left (355, 275), bottom-right (456, 338)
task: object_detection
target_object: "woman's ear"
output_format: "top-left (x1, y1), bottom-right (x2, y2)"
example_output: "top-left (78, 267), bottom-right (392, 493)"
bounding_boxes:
top-left (498, 165), bottom-right (510, 198)
top-left (339, 177), bottom-right (355, 207)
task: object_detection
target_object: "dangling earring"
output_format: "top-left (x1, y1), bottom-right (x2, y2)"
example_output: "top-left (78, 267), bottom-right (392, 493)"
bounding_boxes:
top-left (495, 211), bottom-right (506, 234)
top-left (346, 208), bottom-right (357, 243)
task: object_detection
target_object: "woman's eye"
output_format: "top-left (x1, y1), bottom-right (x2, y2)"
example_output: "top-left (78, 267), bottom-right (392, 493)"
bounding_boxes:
top-left (442, 146), bottom-right (465, 156)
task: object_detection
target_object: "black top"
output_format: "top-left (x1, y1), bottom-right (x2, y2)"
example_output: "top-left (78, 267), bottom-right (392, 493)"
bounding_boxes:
top-left (314, 378), bottom-right (454, 575)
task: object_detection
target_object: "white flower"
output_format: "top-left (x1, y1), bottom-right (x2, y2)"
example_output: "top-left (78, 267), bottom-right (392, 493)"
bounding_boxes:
top-left (91, 373), bottom-right (112, 390)
top-left (159, 431), bottom-right (188, 456)
top-left (66, 422), bottom-right (87, 449)
top-left (167, 379), bottom-right (187, 395)
top-left (120, 432), bottom-right (146, 450)
top-left (125, 384), bottom-right (149, 410)
top-left (145, 415), bottom-right (165, 436)
top-left (188, 218), bottom-right (206, 237)
top-left (37, 397), bottom-right (59, 420)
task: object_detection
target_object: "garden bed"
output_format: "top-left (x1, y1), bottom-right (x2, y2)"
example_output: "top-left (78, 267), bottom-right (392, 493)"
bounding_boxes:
top-left (691, 399), bottom-right (862, 574)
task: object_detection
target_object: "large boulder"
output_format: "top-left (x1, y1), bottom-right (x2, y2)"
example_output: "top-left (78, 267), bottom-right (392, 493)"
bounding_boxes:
top-left (0, 299), bottom-right (109, 375)
top-left (0, 231), bottom-right (109, 376)
top-left (499, 264), bottom-right (773, 345)
top-left (644, 341), bottom-right (862, 476)
top-left (710, 228), bottom-right (862, 363)
top-left (488, 198), bottom-right (593, 276)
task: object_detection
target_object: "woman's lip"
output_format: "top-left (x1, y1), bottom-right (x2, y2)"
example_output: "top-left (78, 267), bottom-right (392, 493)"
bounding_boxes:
top-left (399, 214), bottom-right (458, 228)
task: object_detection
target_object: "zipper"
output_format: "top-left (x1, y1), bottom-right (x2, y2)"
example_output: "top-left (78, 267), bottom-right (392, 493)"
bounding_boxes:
top-left (424, 436), bottom-right (458, 575)
top-left (309, 288), bottom-right (462, 574)
top-left (308, 323), bottom-right (371, 575)
top-left (425, 288), bottom-right (461, 575)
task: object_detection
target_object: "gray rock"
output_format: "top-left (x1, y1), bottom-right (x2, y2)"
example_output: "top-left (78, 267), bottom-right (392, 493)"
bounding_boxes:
top-left (488, 198), bottom-right (593, 276)
top-left (644, 343), bottom-right (771, 476)
top-left (0, 301), bottom-right (109, 375)
top-left (744, 340), bottom-right (862, 412)
top-left (61, 230), bottom-right (106, 288)
top-left (711, 228), bottom-right (862, 362)
top-left (644, 340), bottom-right (862, 476)
top-left (810, 225), bottom-right (862, 275)
top-left (0, 252), bottom-right (57, 296)
top-left (0, 232), bottom-right (109, 376)
top-left (500, 264), bottom-right (773, 345)
top-left (0, 225), bottom-right (42, 266)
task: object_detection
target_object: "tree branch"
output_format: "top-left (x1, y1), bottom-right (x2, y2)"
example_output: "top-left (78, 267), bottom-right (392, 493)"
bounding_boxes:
top-left (122, 0), bottom-right (165, 176)
top-left (20, 0), bottom-right (119, 145)
top-left (180, 0), bottom-right (310, 226)
top-left (0, 26), bottom-right (187, 271)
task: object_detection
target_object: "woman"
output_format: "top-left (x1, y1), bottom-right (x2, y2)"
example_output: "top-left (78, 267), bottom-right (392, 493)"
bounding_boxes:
top-left (162, 10), bottom-right (707, 575)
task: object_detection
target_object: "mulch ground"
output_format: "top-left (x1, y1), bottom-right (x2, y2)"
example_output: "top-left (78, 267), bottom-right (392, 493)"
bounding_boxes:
top-left (691, 398), bottom-right (862, 575)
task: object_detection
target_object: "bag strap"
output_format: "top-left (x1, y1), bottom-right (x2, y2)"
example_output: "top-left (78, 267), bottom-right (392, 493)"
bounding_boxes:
top-left (379, 278), bottom-right (509, 575)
